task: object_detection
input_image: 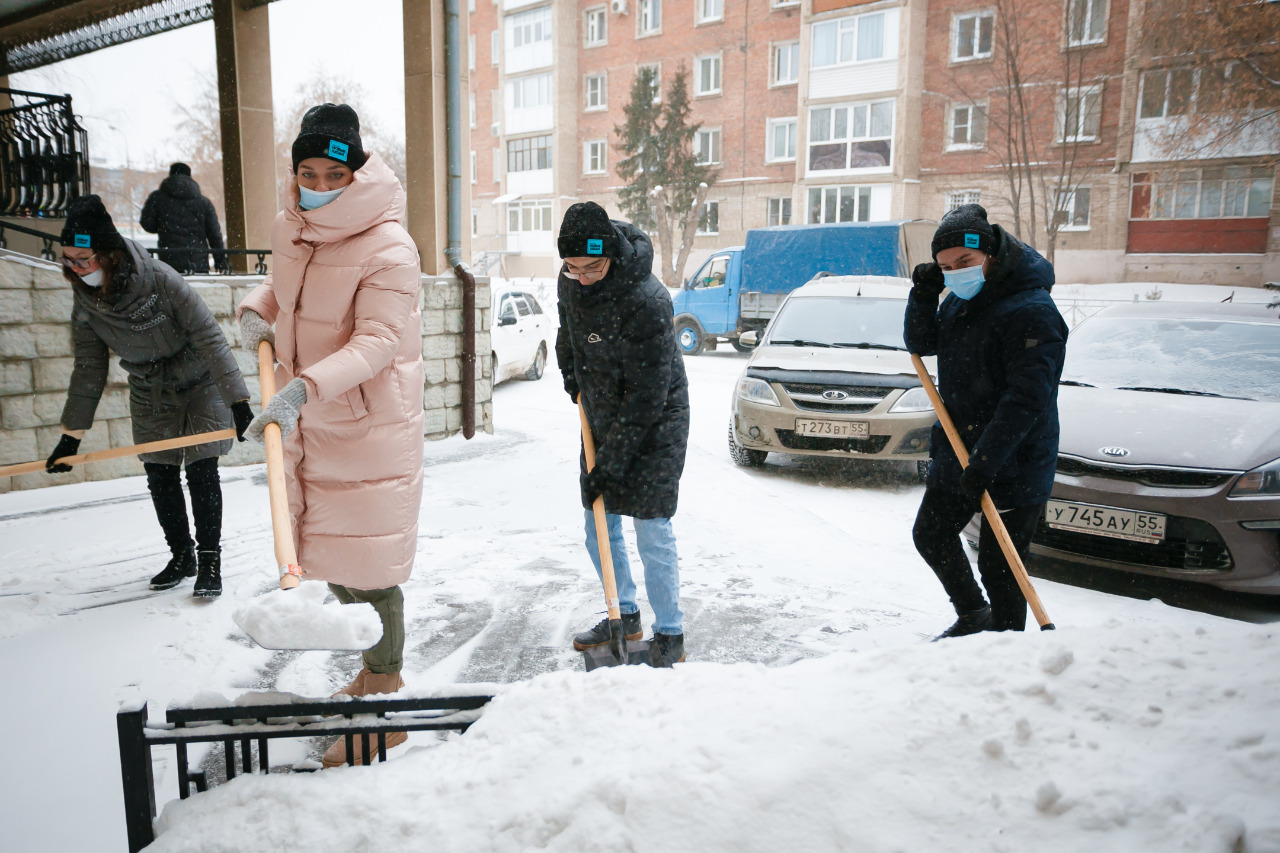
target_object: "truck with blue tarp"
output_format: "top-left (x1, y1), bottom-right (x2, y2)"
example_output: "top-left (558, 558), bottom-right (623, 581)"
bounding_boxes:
top-left (670, 219), bottom-right (936, 355)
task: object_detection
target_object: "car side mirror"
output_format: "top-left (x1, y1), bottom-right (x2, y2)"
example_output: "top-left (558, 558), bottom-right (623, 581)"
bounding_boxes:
top-left (740, 330), bottom-right (758, 347)
top-left (498, 314), bottom-right (516, 327)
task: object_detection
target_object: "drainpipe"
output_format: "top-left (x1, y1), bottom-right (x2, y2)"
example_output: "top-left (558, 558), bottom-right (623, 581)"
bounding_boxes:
top-left (444, 0), bottom-right (476, 439)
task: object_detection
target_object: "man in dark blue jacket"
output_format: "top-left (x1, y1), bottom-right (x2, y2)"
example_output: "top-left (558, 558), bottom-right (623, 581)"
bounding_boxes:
top-left (904, 204), bottom-right (1067, 639)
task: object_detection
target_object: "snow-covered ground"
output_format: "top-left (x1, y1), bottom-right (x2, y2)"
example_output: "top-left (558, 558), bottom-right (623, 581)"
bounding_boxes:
top-left (2, 349), bottom-right (1278, 853)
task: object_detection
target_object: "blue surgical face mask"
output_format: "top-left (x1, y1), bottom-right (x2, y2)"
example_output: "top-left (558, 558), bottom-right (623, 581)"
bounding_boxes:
top-left (298, 185), bottom-right (346, 211)
top-left (942, 262), bottom-right (985, 300)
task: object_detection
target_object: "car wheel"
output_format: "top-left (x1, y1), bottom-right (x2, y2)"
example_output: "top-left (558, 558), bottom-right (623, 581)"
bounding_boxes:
top-left (731, 336), bottom-right (756, 353)
top-left (728, 419), bottom-right (767, 467)
top-left (524, 343), bottom-right (547, 381)
top-left (916, 459), bottom-right (930, 483)
top-left (676, 318), bottom-right (704, 356)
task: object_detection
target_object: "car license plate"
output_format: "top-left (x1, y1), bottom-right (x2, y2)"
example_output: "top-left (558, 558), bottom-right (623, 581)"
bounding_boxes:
top-left (794, 418), bottom-right (869, 439)
top-left (1045, 500), bottom-right (1166, 544)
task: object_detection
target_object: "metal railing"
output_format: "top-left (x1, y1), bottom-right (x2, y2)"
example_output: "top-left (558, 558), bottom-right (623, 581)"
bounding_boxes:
top-left (0, 219), bottom-right (271, 274)
top-left (0, 218), bottom-right (59, 259)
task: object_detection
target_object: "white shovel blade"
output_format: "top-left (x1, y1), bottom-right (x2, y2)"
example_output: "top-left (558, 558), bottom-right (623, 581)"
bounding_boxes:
top-left (232, 582), bottom-right (383, 651)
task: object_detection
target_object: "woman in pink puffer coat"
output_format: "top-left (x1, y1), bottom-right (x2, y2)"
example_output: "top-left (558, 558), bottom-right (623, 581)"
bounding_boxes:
top-left (237, 104), bottom-right (423, 766)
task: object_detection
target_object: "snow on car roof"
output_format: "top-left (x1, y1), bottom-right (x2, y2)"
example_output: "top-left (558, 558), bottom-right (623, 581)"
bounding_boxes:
top-left (791, 275), bottom-right (913, 299)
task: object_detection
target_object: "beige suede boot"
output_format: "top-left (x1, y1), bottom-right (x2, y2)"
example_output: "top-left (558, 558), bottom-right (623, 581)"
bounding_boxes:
top-left (331, 668), bottom-right (370, 699)
top-left (322, 672), bottom-right (407, 768)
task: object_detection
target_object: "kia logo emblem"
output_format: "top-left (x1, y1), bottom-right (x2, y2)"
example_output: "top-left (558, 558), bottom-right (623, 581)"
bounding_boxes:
top-left (1099, 446), bottom-right (1130, 458)
top-left (822, 390), bottom-right (848, 401)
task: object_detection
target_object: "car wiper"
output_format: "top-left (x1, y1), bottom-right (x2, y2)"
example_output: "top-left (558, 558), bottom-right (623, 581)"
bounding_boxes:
top-left (776, 339), bottom-right (833, 348)
top-left (1058, 380), bottom-right (1095, 387)
top-left (1115, 386), bottom-right (1232, 398)
top-left (831, 342), bottom-right (906, 351)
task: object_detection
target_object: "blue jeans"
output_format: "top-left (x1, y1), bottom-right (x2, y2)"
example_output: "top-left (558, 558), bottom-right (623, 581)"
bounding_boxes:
top-left (583, 510), bottom-right (684, 636)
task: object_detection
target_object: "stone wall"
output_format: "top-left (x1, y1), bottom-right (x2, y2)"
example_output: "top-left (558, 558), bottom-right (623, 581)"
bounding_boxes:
top-left (0, 250), bottom-right (491, 493)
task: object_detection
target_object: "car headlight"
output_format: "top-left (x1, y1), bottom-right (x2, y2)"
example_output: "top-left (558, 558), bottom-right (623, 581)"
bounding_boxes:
top-left (1229, 458), bottom-right (1280, 498)
top-left (889, 386), bottom-right (934, 414)
top-left (736, 375), bottom-right (781, 407)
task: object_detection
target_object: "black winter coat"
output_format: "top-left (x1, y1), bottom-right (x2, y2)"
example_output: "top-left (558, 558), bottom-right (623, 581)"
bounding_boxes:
top-left (903, 226), bottom-right (1067, 508)
top-left (556, 221), bottom-right (690, 519)
top-left (140, 174), bottom-right (226, 274)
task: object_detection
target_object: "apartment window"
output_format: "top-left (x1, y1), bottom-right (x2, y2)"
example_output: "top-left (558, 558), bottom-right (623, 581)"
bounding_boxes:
top-left (773, 0), bottom-right (800, 7)
top-left (1137, 66), bottom-right (1229, 120)
top-left (507, 199), bottom-right (554, 233)
top-left (696, 55), bottom-right (722, 96)
top-left (812, 11), bottom-right (885, 68)
top-left (1130, 167), bottom-right (1273, 220)
top-left (507, 135), bottom-right (553, 172)
top-left (471, 207), bottom-right (478, 238)
top-left (508, 73), bottom-right (553, 109)
top-left (470, 150), bottom-right (478, 183)
top-left (808, 185), bottom-right (873, 223)
top-left (945, 189), bottom-right (982, 212)
top-left (697, 201), bottom-right (720, 235)
top-left (767, 197), bottom-right (792, 226)
top-left (509, 6), bottom-right (552, 48)
top-left (469, 92), bottom-right (477, 128)
top-left (1053, 187), bottom-right (1091, 230)
top-left (953, 12), bottom-right (993, 62)
top-left (638, 63), bottom-right (662, 103)
top-left (767, 117), bottom-right (797, 162)
top-left (772, 41), bottom-right (800, 86)
top-left (639, 0), bottom-right (661, 35)
top-left (1059, 86), bottom-right (1102, 142)
top-left (694, 128), bottom-right (722, 165)
top-left (468, 0), bottom-right (475, 11)
top-left (808, 100), bottom-right (894, 171)
top-left (948, 103), bottom-right (987, 149)
top-left (585, 6), bottom-right (607, 46)
top-left (585, 140), bottom-right (607, 174)
top-left (491, 30), bottom-right (499, 65)
top-left (469, 34), bottom-right (476, 71)
top-left (697, 0), bottom-right (723, 24)
top-left (586, 73), bottom-right (607, 110)
top-left (1067, 0), bottom-right (1106, 46)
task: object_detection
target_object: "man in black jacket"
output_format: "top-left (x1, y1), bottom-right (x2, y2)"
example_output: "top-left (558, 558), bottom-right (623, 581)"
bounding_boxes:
top-left (904, 204), bottom-right (1067, 640)
top-left (555, 202), bottom-right (691, 667)
top-left (140, 163), bottom-right (227, 274)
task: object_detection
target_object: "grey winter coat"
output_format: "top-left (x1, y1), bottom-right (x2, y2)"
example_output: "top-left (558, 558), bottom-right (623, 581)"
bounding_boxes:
top-left (62, 239), bottom-right (249, 465)
top-left (140, 174), bottom-right (226, 274)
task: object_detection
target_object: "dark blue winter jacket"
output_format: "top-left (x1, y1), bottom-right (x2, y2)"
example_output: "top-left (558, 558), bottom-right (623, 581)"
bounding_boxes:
top-left (904, 226), bottom-right (1067, 508)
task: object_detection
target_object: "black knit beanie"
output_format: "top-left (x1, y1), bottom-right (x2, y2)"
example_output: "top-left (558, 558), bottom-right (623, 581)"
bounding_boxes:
top-left (169, 162), bottom-right (191, 177)
top-left (60, 194), bottom-right (125, 252)
top-left (291, 103), bottom-right (368, 172)
top-left (557, 202), bottom-right (619, 259)
top-left (931, 203), bottom-right (997, 259)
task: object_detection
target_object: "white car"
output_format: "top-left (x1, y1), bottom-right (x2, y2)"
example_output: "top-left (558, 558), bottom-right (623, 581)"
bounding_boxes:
top-left (491, 289), bottom-right (551, 383)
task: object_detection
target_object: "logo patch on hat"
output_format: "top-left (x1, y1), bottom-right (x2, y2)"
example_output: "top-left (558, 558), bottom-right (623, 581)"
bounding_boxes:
top-left (964, 233), bottom-right (980, 248)
top-left (327, 140), bottom-right (349, 162)
top-left (74, 234), bottom-right (91, 248)
top-left (587, 239), bottom-right (603, 256)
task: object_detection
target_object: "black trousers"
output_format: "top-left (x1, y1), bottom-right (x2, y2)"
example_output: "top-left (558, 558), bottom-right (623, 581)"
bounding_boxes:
top-left (144, 458), bottom-right (222, 554)
top-left (912, 489), bottom-right (1042, 632)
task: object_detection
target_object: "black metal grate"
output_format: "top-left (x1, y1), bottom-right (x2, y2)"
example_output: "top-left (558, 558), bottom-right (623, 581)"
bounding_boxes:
top-left (781, 383), bottom-right (891, 398)
top-left (1034, 514), bottom-right (1233, 572)
top-left (780, 383), bottom-right (888, 414)
top-left (775, 430), bottom-right (890, 454)
top-left (1055, 457), bottom-right (1236, 489)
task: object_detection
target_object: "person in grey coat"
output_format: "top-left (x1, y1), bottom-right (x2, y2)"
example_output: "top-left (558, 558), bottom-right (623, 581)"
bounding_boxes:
top-left (47, 195), bottom-right (255, 596)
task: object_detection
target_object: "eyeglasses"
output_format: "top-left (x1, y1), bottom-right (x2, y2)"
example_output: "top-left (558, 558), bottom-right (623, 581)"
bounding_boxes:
top-left (563, 260), bottom-right (609, 281)
top-left (61, 255), bottom-right (98, 271)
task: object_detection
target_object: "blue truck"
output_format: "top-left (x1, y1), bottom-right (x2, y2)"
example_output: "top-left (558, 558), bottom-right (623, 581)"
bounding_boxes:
top-left (670, 219), bottom-right (936, 354)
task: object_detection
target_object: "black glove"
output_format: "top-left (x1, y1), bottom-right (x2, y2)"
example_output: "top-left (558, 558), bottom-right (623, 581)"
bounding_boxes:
top-left (959, 464), bottom-right (992, 503)
top-left (46, 434), bottom-right (81, 474)
top-left (583, 469), bottom-right (611, 504)
top-left (911, 262), bottom-right (946, 301)
top-left (564, 377), bottom-right (580, 405)
top-left (231, 400), bottom-right (255, 442)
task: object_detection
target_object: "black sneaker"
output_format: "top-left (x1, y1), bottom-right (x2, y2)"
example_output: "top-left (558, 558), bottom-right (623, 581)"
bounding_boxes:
top-left (572, 611), bottom-right (643, 650)
top-left (648, 632), bottom-right (685, 667)
top-left (149, 547), bottom-right (197, 590)
top-left (932, 605), bottom-right (993, 641)
top-left (193, 550), bottom-right (222, 598)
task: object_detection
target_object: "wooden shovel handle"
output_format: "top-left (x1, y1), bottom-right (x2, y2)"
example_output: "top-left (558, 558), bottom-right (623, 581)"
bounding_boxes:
top-left (910, 354), bottom-right (1055, 630)
top-left (258, 340), bottom-right (301, 590)
top-left (578, 399), bottom-right (621, 621)
top-left (0, 428), bottom-right (237, 478)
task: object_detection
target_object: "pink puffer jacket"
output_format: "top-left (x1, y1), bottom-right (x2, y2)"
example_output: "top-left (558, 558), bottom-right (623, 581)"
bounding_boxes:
top-left (237, 153), bottom-right (424, 590)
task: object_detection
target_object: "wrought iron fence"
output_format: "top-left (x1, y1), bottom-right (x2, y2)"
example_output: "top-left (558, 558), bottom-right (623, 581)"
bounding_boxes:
top-left (0, 220), bottom-right (271, 274)
top-left (0, 87), bottom-right (89, 218)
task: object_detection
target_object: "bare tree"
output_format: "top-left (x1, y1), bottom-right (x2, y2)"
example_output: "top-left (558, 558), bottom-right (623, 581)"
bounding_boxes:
top-left (171, 66), bottom-right (226, 223)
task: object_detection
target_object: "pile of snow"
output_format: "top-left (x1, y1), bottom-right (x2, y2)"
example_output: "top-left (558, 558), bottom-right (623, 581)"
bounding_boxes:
top-left (231, 582), bottom-right (382, 651)
top-left (149, 620), bottom-right (1279, 853)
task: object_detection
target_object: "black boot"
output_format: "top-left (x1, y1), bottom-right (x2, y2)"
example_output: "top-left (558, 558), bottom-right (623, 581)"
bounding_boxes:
top-left (648, 632), bottom-right (685, 667)
top-left (150, 546), bottom-right (197, 590)
top-left (572, 611), bottom-right (643, 650)
top-left (193, 550), bottom-right (222, 598)
top-left (932, 605), bottom-right (993, 641)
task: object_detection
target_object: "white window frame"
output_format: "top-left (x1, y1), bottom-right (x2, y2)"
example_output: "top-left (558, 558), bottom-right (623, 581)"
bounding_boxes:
top-left (951, 11), bottom-right (994, 62)
top-left (807, 185), bottom-right (874, 224)
top-left (507, 199), bottom-right (554, 233)
top-left (469, 34), bottom-right (476, 71)
top-left (1058, 85), bottom-right (1103, 143)
top-left (1137, 66), bottom-right (1202, 120)
top-left (1053, 187), bottom-right (1092, 231)
top-left (491, 30), bottom-right (500, 66)
top-left (508, 72), bottom-right (553, 111)
top-left (772, 41), bottom-right (800, 86)
top-left (1129, 167), bottom-right (1273, 221)
top-left (469, 92), bottom-right (477, 129)
top-left (695, 54), bottom-right (722, 97)
top-left (639, 0), bottom-right (662, 36)
top-left (945, 189), bottom-right (982, 212)
top-left (807, 99), bottom-right (895, 173)
top-left (696, 0), bottom-right (723, 24)
top-left (766, 117), bottom-right (797, 162)
top-left (1066, 0), bottom-right (1107, 47)
top-left (767, 196), bottom-right (792, 226)
top-left (638, 62), bottom-right (662, 103)
top-left (772, 0), bottom-right (800, 7)
top-left (811, 10), bottom-right (886, 69)
top-left (585, 6), bottom-right (607, 47)
top-left (697, 201), bottom-right (720, 235)
top-left (947, 102), bottom-right (987, 150)
top-left (507, 134), bottom-right (554, 173)
top-left (470, 150), bottom-right (478, 184)
top-left (508, 6), bottom-right (552, 49)
top-left (584, 140), bottom-right (608, 175)
top-left (694, 128), bottom-right (722, 165)
top-left (585, 73), bottom-right (608, 111)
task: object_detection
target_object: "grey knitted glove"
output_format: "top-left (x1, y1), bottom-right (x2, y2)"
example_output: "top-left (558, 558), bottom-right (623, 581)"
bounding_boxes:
top-left (247, 377), bottom-right (307, 442)
top-left (239, 309), bottom-right (275, 354)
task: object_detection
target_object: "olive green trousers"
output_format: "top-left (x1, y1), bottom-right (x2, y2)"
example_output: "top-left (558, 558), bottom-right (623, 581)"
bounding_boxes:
top-left (327, 583), bottom-right (404, 674)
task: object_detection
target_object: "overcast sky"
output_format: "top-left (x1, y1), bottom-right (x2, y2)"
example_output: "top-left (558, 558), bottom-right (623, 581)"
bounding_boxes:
top-left (12, 0), bottom-right (408, 170)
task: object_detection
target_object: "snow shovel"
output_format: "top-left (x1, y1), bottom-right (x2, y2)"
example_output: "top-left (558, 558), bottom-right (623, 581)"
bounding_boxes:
top-left (230, 340), bottom-right (382, 652)
top-left (0, 428), bottom-right (237, 478)
top-left (578, 399), bottom-right (650, 670)
top-left (910, 354), bottom-right (1055, 631)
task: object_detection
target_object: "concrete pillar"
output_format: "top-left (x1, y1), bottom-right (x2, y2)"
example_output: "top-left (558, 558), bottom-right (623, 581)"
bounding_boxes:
top-left (212, 0), bottom-right (276, 272)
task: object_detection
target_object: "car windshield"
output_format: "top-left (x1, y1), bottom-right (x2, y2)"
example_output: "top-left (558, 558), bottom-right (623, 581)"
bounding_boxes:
top-left (1061, 315), bottom-right (1280, 402)
top-left (767, 296), bottom-right (907, 350)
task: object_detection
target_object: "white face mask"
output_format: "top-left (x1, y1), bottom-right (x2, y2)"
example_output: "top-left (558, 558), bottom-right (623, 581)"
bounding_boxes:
top-left (79, 268), bottom-right (105, 288)
top-left (298, 185), bottom-right (346, 211)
